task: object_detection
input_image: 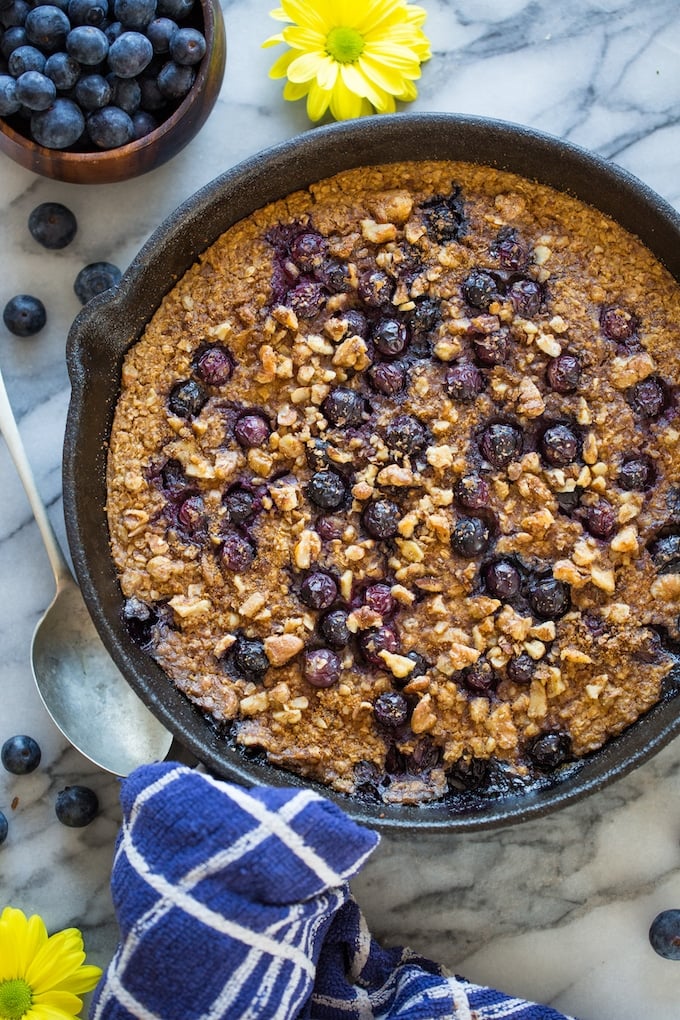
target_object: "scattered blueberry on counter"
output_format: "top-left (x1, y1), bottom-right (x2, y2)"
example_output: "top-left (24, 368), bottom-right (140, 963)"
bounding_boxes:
top-left (649, 910), bottom-right (680, 961)
top-left (28, 200), bottom-right (78, 249)
top-left (1, 734), bottom-right (42, 774)
top-left (55, 784), bottom-right (99, 827)
top-left (2, 293), bottom-right (46, 336)
top-left (0, 809), bottom-right (8, 846)
top-left (73, 259), bottom-right (122, 303)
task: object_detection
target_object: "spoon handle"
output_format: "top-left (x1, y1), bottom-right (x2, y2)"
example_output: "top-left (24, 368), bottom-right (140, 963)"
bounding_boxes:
top-left (0, 363), bottom-right (73, 589)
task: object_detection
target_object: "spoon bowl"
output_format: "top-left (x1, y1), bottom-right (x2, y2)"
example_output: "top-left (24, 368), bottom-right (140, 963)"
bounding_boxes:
top-left (0, 363), bottom-right (172, 775)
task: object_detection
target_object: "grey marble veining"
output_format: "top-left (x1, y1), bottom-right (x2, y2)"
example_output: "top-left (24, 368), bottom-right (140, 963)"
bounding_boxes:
top-left (2, 1), bottom-right (680, 1018)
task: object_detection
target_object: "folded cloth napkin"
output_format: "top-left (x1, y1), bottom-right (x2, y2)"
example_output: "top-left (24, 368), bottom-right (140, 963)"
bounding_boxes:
top-left (90, 763), bottom-right (577, 1020)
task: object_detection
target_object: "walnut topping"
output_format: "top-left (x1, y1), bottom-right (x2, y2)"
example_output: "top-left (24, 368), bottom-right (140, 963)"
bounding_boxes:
top-left (239, 592), bottom-right (266, 618)
top-left (240, 691), bottom-right (269, 716)
top-left (376, 464), bottom-right (415, 487)
top-left (426, 444), bottom-right (454, 469)
top-left (147, 555), bottom-right (176, 581)
top-left (610, 525), bottom-right (639, 555)
top-left (361, 218), bottom-right (398, 244)
top-left (272, 304), bottom-right (298, 331)
top-left (269, 478), bottom-right (300, 512)
top-left (264, 634), bottom-right (304, 666)
top-left (369, 190), bottom-right (413, 224)
top-left (516, 376), bottom-right (546, 417)
top-left (168, 594), bottom-right (212, 618)
top-left (536, 332), bottom-right (561, 357)
top-left (609, 352), bottom-right (655, 389)
top-left (651, 573), bottom-right (680, 601)
top-left (332, 335), bottom-right (371, 370)
top-left (378, 649), bottom-right (417, 678)
top-left (293, 529), bottom-right (322, 570)
top-left (410, 693), bottom-right (436, 733)
top-left (590, 565), bottom-right (616, 593)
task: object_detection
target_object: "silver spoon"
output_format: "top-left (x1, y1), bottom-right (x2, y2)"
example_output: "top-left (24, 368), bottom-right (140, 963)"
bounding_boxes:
top-left (0, 363), bottom-right (173, 775)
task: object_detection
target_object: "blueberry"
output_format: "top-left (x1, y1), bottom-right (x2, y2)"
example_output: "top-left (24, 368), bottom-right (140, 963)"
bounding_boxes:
top-left (224, 486), bottom-right (256, 524)
top-left (508, 278), bottom-right (542, 317)
top-left (321, 387), bottom-right (365, 428)
top-left (55, 785), bottom-right (99, 826)
top-left (453, 472), bottom-right (490, 511)
top-left (579, 498), bottom-right (617, 539)
top-left (527, 731), bottom-right (572, 769)
top-left (31, 95), bottom-right (85, 146)
top-left (67, 0), bottom-right (108, 26)
top-left (364, 582), bottom-right (395, 618)
top-left (462, 658), bottom-right (498, 695)
top-left (43, 51), bottom-right (81, 89)
top-left (478, 422), bottom-right (523, 467)
top-left (649, 910), bottom-right (680, 961)
top-left (287, 230), bottom-right (326, 272)
top-left (600, 304), bottom-right (637, 341)
top-left (420, 188), bottom-right (465, 243)
top-left (146, 15), bottom-right (177, 52)
top-left (75, 72), bottom-right (111, 109)
top-left (484, 559), bottom-right (520, 598)
top-left (472, 329), bottom-right (509, 367)
top-left (373, 691), bottom-right (409, 728)
top-left (357, 269), bottom-right (393, 309)
top-left (176, 493), bottom-right (204, 533)
top-left (507, 653), bottom-right (535, 684)
top-left (28, 202), bottom-right (77, 249)
top-left (339, 308), bottom-right (368, 339)
top-left (529, 577), bottom-right (570, 619)
top-left (371, 317), bottom-right (409, 359)
top-left (8, 44), bottom-right (46, 74)
top-left (448, 755), bottom-right (489, 791)
top-left (156, 0), bottom-right (192, 17)
top-left (362, 498), bottom-right (400, 539)
top-left (618, 455), bottom-right (654, 491)
top-left (409, 296), bottom-right (441, 337)
top-left (546, 353), bottom-right (581, 393)
top-left (315, 515), bottom-right (344, 541)
top-left (104, 19), bottom-right (124, 43)
top-left (232, 636), bottom-right (268, 680)
top-left (285, 277), bottom-right (326, 319)
top-left (168, 25), bottom-right (204, 65)
top-left (191, 344), bottom-right (234, 387)
top-left (107, 73), bottom-right (141, 112)
top-left (167, 378), bottom-right (207, 417)
top-left (87, 103), bottom-right (135, 146)
top-left (316, 256), bottom-right (352, 294)
top-left (648, 534), bottom-right (680, 573)
top-left (221, 530), bottom-right (255, 572)
top-left (108, 29), bottom-right (153, 76)
top-left (359, 625), bottom-right (398, 667)
top-left (24, 4), bottom-right (70, 50)
top-left (156, 57), bottom-right (194, 98)
top-left (1, 0), bottom-right (29, 29)
top-left (445, 361), bottom-right (484, 401)
top-left (462, 269), bottom-right (498, 310)
top-left (0, 73), bottom-right (20, 113)
top-left (14, 69), bottom-right (56, 109)
top-left (66, 25), bottom-right (109, 63)
top-left (160, 457), bottom-right (189, 497)
top-left (0, 811), bottom-right (7, 846)
top-left (490, 226), bottom-right (528, 270)
top-left (368, 361), bottom-right (405, 395)
top-left (234, 412), bottom-right (271, 449)
top-left (74, 261), bottom-right (122, 303)
top-left (630, 376), bottom-right (668, 419)
top-left (307, 470), bottom-right (347, 510)
top-left (406, 650), bottom-right (429, 677)
top-left (3, 294), bottom-right (46, 336)
top-left (299, 571), bottom-right (337, 610)
top-left (451, 516), bottom-right (490, 557)
top-left (540, 423), bottom-right (580, 466)
top-left (131, 108), bottom-right (157, 137)
top-left (319, 608), bottom-right (351, 649)
top-left (384, 413), bottom-right (430, 457)
top-left (113, 0), bottom-right (156, 28)
top-left (1, 734), bottom-right (41, 774)
top-left (0, 28), bottom-right (28, 63)
top-left (304, 647), bottom-right (341, 688)
top-left (138, 74), bottom-right (165, 110)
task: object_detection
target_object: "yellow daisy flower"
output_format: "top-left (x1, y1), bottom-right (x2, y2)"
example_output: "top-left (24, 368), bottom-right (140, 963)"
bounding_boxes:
top-left (0, 907), bottom-right (102, 1020)
top-left (263, 0), bottom-right (432, 122)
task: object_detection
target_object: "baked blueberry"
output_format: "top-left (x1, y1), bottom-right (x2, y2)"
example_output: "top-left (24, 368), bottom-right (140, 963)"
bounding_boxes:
top-left (307, 470), bottom-right (347, 510)
top-left (540, 423), bottom-right (580, 466)
top-left (527, 730), bottom-right (572, 769)
top-left (315, 515), bottom-right (345, 541)
top-left (340, 308), bottom-right (368, 339)
top-left (286, 277), bottom-right (326, 318)
top-left (373, 691), bottom-right (409, 728)
top-left (357, 269), bottom-right (394, 308)
top-left (406, 650), bottom-right (429, 677)
top-left (472, 329), bottom-right (509, 366)
top-left (629, 376), bottom-right (668, 419)
top-left (580, 498), bottom-right (617, 539)
top-left (289, 230), bottom-right (326, 272)
top-left (1, 735), bottom-right (41, 774)
top-left (234, 412), bottom-right (271, 448)
top-left (3, 294), bottom-right (46, 336)
top-left (384, 414), bottom-right (430, 456)
top-left (484, 559), bottom-right (520, 598)
top-left (177, 493), bottom-right (204, 534)
top-left (507, 653), bottom-right (535, 684)
top-left (462, 269), bottom-right (498, 310)
top-left (319, 608), bottom-right (351, 648)
top-left (529, 577), bottom-right (570, 619)
top-left (168, 379), bottom-right (207, 418)
top-left (193, 344), bottom-right (234, 385)
top-left (299, 571), bottom-right (338, 610)
top-left (445, 361), bottom-right (484, 400)
top-left (600, 304), bottom-right (637, 341)
top-left (232, 636), bottom-right (268, 680)
top-left (462, 658), bottom-right (498, 695)
top-left (55, 785), bottom-right (99, 827)
top-left (362, 499), bottom-right (400, 539)
top-left (420, 188), bottom-right (465, 243)
top-left (454, 472), bottom-right (490, 512)
top-left (368, 361), bottom-right (406, 395)
top-left (508, 278), bottom-right (542, 317)
top-left (363, 582), bottom-right (396, 618)
top-left (451, 516), bottom-right (490, 557)
top-left (221, 531), bottom-right (255, 572)
top-left (478, 422), bottom-right (523, 467)
top-left (359, 625), bottom-right (399, 667)
top-left (546, 353), bottom-right (581, 393)
top-left (28, 201), bottom-right (77, 249)
top-left (371, 317), bottom-right (409, 358)
top-left (224, 486), bottom-right (257, 524)
top-left (303, 647), bottom-right (341, 688)
top-left (618, 455), bottom-right (655, 491)
top-left (160, 458), bottom-right (190, 497)
top-left (490, 226), bottom-right (528, 270)
top-left (321, 387), bottom-right (365, 427)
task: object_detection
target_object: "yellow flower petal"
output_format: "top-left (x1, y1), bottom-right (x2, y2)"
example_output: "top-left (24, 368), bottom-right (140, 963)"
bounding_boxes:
top-left (306, 81), bottom-right (332, 120)
top-left (32, 990), bottom-right (84, 1015)
top-left (27, 1006), bottom-right (74, 1020)
top-left (18, 915), bottom-right (50, 977)
top-left (316, 56), bottom-right (339, 90)
top-left (358, 54), bottom-right (410, 94)
top-left (339, 62), bottom-right (383, 107)
top-left (50, 963), bottom-right (102, 995)
top-left (288, 50), bottom-right (327, 83)
top-left (283, 79), bottom-right (311, 101)
top-left (279, 0), bottom-right (332, 33)
top-left (268, 48), bottom-right (297, 79)
top-left (363, 40), bottom-right (422, 73)
top-left (261, 31), bottom-right (285, 47)
top-left (282, 25), bottom-right (327, 50)
top-left (329, 75), bottom-right (364, 120)
top-left (396, 78), bottom-right (418, 101)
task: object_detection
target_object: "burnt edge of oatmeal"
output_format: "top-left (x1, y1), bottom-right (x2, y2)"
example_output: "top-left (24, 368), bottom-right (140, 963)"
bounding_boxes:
top-left (108, 159), bottom-right (680, 808)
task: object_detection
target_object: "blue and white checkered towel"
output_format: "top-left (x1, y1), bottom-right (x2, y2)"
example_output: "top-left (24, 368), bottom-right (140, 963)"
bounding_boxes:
top-left (90, 762), bottom-right (578, 1020)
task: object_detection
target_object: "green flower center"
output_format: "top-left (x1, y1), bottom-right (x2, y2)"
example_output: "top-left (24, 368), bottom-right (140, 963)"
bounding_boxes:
top-left (326, 25), bottom-right (365, 63)
top-left (0, 979), bottom-right (33, 1020)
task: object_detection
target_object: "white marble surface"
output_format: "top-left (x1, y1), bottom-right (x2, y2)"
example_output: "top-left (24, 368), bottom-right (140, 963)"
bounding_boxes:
top-left (2, 1), bottom-right (680, 1017)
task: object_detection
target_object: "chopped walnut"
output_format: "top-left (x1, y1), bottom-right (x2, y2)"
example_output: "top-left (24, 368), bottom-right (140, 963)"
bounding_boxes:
top-left (609, 352), bottom-right (655, 389)
top-left (293, 529), bottom-right (322, 570)
top-left (361, 218), bottom-right (398, 244)
top-left (516, 376), bottom-right (545, 417)
top-left (651, 573), bottom-right (680, 601)
top-left (264, 634), bottom-right (304, 666)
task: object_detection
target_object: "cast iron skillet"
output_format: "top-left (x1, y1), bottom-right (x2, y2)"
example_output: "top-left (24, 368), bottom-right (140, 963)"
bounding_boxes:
top-left (63, 112), bottom-right (680, 831)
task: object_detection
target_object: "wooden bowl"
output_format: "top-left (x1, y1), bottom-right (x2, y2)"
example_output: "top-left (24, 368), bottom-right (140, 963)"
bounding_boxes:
top-left (0, 0), bottom-right (226, 184)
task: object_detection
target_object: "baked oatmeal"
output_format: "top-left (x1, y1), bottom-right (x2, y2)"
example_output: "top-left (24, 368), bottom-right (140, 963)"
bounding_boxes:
top-left (106, 160), bottom-right (680, 806)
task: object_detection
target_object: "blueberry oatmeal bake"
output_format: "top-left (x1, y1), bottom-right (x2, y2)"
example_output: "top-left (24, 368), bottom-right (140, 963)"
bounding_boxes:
top-left (107, 160), bottom-right (680, 807)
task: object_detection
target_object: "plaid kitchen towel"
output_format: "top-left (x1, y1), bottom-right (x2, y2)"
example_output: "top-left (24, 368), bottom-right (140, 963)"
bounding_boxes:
top-left (90, 762), bottom-right (577, 1020)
